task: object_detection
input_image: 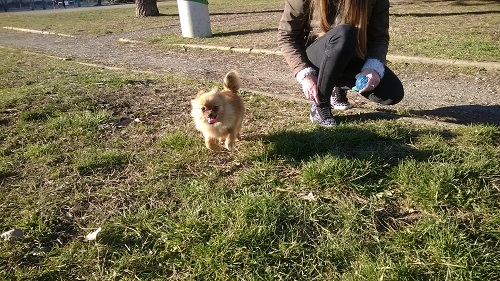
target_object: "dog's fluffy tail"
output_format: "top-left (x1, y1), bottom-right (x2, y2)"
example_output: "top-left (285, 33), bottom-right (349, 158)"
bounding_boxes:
top-left (223, 71), bottom-right (241, 93)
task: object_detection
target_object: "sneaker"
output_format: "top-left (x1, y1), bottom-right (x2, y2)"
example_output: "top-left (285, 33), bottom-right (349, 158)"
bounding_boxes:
top-left (331, 87), bottom-right (352, 110)
top-left (310, 102), bottom-right (337, 127)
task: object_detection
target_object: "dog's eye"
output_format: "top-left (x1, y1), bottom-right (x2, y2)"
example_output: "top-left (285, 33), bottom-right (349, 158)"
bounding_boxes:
top-left (201, 106), bottom-right (206, 112)
top-left (212, 106), bottom-right (219, 112)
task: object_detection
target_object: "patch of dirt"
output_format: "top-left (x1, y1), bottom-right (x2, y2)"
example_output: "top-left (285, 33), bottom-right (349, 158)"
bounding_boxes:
top-left (96, 81), bottom-right (195, 129)
top-left (374, 201), bottom-right (422, 233)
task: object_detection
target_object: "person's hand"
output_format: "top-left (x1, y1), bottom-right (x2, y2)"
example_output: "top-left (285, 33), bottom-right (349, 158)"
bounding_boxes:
top-left (357, 69), bottom-right (381, 93)
top-left (300, 74), bottom-right (319, 105)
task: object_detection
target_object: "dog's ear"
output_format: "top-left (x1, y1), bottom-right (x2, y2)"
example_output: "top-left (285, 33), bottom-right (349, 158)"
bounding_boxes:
top-left (195, 89), bottom-right (205, 98)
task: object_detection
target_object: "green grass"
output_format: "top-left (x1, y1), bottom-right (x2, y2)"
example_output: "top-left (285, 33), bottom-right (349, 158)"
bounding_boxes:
top-left (389, 0), bottom-right (500, 61)
top-left (1, 45), bottom-right (499, 280)
top-left (0, 2), bottom-right (180, 36)
top-left (0, 0), bottom-right (499, 61)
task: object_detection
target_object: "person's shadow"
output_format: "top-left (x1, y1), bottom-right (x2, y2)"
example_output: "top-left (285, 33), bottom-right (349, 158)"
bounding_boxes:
top-left (410, 105), bottom-right (500, 126)
top-left (330, 105), bottom-right (500, 126)
top-left (259, 126), bottom-right (419, 166)
top-left (250, 126), bottom-right (431, 200)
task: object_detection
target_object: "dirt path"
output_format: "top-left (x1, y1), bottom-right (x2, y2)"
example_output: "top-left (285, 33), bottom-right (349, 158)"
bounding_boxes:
top-left (0, 22), bottom-right (499, 126)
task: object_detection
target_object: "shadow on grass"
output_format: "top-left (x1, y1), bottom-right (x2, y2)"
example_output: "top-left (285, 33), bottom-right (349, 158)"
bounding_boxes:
top-left (333, 104), bottom-right (500, 126)
top-left (1, 215), bottom-right (80, 269)
top-left (336, 110), bottom-right (400, 124)
top-left (411, 105), bottom-right (500, 125)
top-left (0, 170), bottom-right (15, 181)
top-left (158, 9), bottom-right (282, 18)
top-left (251, 126), bottom-right (420, 203)
top-left (392, 10), bottom-right (500, 17)
top-left (212, 28), bottom-right (276, 38)
top-left (210, 9), bottom-right (283, 16)
top-left (260, 126), bottom-right (417, 164)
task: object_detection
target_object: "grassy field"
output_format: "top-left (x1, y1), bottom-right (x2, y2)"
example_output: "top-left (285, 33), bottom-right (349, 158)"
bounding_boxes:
top-left (1, 41), bottom-right (499, 281)
top-left (0, 0), bottom-right (499, 61)
top-left (1, 0), bottom-right (500, 280)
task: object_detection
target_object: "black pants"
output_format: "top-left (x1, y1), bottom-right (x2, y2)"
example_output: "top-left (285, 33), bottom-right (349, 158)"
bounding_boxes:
top-left (306, 24), bottom-right (404, 107)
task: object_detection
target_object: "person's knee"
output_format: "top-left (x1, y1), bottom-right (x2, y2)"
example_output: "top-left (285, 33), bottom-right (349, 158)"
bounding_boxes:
top-left (325, 24), bottom-right (357, 51)
top-left (334, 24), bottom-right (356, 39)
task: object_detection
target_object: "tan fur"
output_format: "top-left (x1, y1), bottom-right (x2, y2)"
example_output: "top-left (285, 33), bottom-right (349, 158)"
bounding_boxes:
top-left (191, 71), bottom-right (245, 151)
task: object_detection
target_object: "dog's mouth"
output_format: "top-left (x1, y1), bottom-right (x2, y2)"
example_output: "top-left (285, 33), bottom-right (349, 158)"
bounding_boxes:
top-left (206, 115), bottom-right (217, 124)
top-left (203, 106), bottom-right (219, 124)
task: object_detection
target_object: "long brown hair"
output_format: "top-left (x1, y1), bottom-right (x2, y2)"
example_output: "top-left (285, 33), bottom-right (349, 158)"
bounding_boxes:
top-left (313, 0), bottom-right (369, 58)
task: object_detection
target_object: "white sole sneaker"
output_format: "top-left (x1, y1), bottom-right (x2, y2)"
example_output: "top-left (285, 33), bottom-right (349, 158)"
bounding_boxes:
top-left (332, 103), bottom-right (353, 110)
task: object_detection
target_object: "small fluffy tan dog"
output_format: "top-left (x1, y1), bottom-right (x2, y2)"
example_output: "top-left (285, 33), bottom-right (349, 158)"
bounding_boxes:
top-left (191, 71), bottom-right (245, 151)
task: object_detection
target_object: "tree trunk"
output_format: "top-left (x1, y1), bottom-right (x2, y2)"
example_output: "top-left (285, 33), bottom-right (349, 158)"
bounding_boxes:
top-left (136, 0), bottom-right (159, 17)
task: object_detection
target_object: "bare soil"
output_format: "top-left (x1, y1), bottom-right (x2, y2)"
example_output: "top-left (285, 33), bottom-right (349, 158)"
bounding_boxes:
top-left (0, 3), bottom-right (499, 126)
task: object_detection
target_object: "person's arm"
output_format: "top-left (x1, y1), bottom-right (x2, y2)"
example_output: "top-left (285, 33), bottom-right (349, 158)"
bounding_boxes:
top-left (358, 0), bottom-right (390, 93)
top-left (277, 0), bottom-right (320, 103)
top-left (277, 0), bottom-right (312, 77)
top-left (363, 0), bottom-right (390, 79)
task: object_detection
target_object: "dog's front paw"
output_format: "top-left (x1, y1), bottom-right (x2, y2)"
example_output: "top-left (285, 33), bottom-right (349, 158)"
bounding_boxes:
top-left (225, 137), bottom-right (235, 151)
top-left (205, 138), bottom-right (222, 151)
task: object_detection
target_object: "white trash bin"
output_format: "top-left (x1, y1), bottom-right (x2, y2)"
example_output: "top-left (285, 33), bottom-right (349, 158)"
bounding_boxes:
top-left (177, 0), bottom-right (212, 38)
